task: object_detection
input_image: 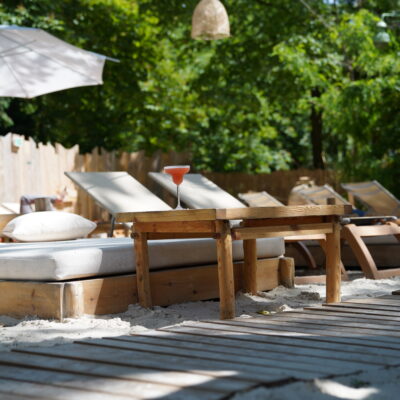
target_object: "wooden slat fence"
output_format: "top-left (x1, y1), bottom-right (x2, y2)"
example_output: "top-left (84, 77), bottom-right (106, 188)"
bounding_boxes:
top-left (0, 133), bottom-right (337, 221)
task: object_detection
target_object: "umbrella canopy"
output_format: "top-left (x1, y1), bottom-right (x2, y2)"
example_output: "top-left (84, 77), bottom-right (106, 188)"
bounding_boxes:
top-left (0, 25), bottom-right (115, 98)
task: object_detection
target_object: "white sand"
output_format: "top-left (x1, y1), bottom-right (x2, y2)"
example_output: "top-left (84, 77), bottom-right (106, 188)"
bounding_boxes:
top-left (1, 275), bottom-right (400, 398)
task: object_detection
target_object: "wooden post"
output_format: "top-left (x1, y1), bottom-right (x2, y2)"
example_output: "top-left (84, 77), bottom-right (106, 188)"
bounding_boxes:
top-left (134, 232), bottom-right (152, 308)
top-left (216, 221), bottom-right (236, 319)
top-left (243, 239), bottom-right (258, 294)
top-left (63, 282), bottom-right (84, 318)
top-left (325, 219), bottom-right (341, 303)
top-left (279, 257), bottom-right (295, 288)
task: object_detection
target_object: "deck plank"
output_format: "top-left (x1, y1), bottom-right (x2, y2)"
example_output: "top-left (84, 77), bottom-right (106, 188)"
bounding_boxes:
top-left (338, 301), bottom-right (400, 311)
top-left (0, 351), bottom-right (250, 394)
top-left (269, 311), bottom-right (400, 331)
top-left (202, 319), bottom-right (400, 347)
top-left (75, 339), bottom-right (319, 380)
top-left (0, 365), bottom-right (221, 400)
top-left (15, 344), bottom-right (290, 383)
top-left (233, 316), bottom-right (400, 337)
top-left (281, 310), bottom-right (400, 326)
top-left (106, 334), bottom-right (349, 374)
top-left (89, 336), bottom-right (341, 377)
top-left (0, 377), bottom-right (133, 400)
top-left (308, 304), bottom-right (400, 319)
top-left (177, 321), bottom-right (400, 353)
top-left (0, 393), bottom-right (36, 400)
top-left (161, 325), bottom-right (400, 364)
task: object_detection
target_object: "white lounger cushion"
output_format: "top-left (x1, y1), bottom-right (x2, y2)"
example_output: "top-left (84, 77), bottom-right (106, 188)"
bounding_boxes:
top-left (0, 237), bottom-right (284, 281)
top-left (65, 171), bottom-right (171, 215)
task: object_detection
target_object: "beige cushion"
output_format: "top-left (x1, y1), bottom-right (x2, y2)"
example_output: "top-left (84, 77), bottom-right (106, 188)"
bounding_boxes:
top-left (0, 237), bottom-right (284, 281)
top-left (2, 211), bottom-right (96, 242)
top-left (65, 171), bottom-right (171, 215)
top-left (149, 173), bottom-right (246, 209)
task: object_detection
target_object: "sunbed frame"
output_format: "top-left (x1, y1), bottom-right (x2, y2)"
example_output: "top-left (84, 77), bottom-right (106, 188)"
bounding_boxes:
top-left (0, 256), bottom-right (294, 320)
top-left (341, 221), bottom-right (400, 279)
top-left (240, 187), bottom-right (400, 280)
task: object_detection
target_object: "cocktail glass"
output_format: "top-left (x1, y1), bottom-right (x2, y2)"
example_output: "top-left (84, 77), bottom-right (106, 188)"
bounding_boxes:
top-left (163, 165), bottom-right (190, 209)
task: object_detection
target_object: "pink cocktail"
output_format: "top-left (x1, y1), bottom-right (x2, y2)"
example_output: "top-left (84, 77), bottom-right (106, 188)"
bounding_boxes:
top-left (164, 165), bottom-right (190, 209)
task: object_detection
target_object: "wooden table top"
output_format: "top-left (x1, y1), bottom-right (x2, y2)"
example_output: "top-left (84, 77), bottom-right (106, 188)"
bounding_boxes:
top-left (117, 204), bottom-right (353, 223)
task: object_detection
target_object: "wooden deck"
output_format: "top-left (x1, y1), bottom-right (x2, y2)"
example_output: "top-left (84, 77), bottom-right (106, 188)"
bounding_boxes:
top-left (0, 293), bottom-right (400, 399)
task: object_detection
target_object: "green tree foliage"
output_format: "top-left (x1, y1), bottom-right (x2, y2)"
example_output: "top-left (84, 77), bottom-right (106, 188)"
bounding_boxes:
top-left (1, 0), bottom-right (400, 193)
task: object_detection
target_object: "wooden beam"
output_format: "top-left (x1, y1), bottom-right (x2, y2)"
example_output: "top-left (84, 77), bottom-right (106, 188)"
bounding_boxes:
top-left (118, 205), bottom-right (353, 224)
top-left (0, 281), bottom-right (64, 320)
top-left (348, 222), bottom-right (400, 237)
top-left (279, 257), bottom-right (295, 288)
top-left (133, 221), bottom-right (216, 233)
top-left (117, 209), bottom-right (217, 223)
top-left (242, 216), bottom-right (326, 227)
top-left (145, 232), bottom-right (216, 240)
top-left (217, 205), bottom-right (353, 220)
top-left (232, 223), bottom-right (333, 240)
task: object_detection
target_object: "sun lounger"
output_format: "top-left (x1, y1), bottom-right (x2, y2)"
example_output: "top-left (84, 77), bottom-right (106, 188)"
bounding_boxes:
top-left (288, 183), bottom-right (352, 207)
top-left (342, 180), bottom-right (400, 216)
top-left (0, 234), bottom-right (287, 320)
top-left (149, 172), bottom-right (246, 209)
top-left (239, 191), bottom-right (284, 207)
top-left (65, 171), bottom-right (171, 235)
top-left (285, 181), bottom-right (400, 279)
top-left (0, 172), bottom-right (291, 319)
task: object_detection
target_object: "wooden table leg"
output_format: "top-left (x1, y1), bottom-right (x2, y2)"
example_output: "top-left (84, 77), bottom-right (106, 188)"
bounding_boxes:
top-left (133, 232), bottom-right (152, 308)
top-left (243, 239), bottom-right (257, 294)
top-left (216, 221), bottom-right (236, 319)
top-left (325, 220), bottom-right (341, 303)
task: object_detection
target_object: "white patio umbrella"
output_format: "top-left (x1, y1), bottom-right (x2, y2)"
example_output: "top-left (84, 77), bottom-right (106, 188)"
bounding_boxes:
top-left (0, 25), bottom-right (117, 98)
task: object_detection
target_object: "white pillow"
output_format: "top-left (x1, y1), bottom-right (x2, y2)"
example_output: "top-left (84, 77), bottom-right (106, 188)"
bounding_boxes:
top-left (2, 211), bottom-right (97, 242)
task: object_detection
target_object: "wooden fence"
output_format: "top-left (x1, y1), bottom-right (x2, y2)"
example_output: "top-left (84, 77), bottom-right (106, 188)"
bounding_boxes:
top-left (0, 133), bottom-right (337, 220)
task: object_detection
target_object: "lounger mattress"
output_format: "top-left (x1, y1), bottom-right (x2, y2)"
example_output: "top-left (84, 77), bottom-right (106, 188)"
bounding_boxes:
top-left (0, 237), bottom-right (284, 281)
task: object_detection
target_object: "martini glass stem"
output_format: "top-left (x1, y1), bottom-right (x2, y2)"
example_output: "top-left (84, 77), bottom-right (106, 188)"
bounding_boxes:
top-left (176, 184), bottom-right (182, 209)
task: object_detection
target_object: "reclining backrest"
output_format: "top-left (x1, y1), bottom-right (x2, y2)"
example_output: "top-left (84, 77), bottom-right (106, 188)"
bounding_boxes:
top-left (238, 191), bottom-right (284, 207)
top-left (289, 184), bottom-right (350, 206)
top-left (342, 180), bottom-right (400, 216)
top-left (149, 172), bottom-right (246, 209)
top-left (66, 171), bottom-right (171, 216)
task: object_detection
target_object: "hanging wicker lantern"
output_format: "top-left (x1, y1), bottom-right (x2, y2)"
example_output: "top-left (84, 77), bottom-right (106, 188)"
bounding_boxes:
top-left (191, 0), bottom-right (230, 40)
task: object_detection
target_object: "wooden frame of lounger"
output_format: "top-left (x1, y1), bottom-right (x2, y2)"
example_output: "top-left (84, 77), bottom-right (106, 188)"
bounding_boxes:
top-left (0, 256), bottom-right (294, 320)
top-left (289, 184), bottom-right (351, 207)
top-left (341, 221), bottom-right (400, 279)
top-left (238, 191), bottom-right (346, 277)
top-left (342, 180), bottom-right (400, 216)
top-left (285, 182), bottom-right (400, 279)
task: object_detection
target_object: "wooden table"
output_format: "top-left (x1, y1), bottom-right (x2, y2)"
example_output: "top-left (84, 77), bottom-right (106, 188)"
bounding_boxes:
top-left (118, 205), bottom-right (352, 319)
